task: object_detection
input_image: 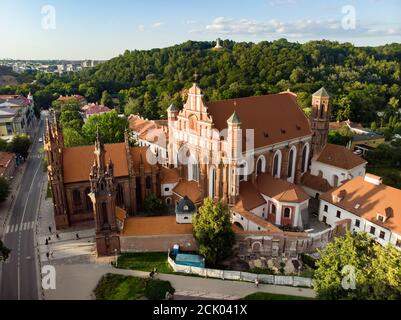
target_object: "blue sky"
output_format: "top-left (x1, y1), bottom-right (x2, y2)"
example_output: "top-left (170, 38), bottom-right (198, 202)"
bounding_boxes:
top-left (0, 0), bottom-right (400, 60)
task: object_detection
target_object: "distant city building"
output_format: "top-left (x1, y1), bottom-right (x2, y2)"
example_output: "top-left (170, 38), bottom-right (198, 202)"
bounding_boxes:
top-left (0, 94), bottom-right (35, 140)
top-left (83, 103), bottom-right (112, 121)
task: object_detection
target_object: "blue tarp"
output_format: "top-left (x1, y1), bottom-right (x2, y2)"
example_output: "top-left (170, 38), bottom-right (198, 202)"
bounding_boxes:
top-left (175, 253), bottom-right (205, 268)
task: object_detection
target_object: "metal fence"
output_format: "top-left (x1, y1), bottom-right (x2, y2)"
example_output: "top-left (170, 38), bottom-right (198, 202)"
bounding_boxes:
top-left (168, 256), bottom-right (313, 288)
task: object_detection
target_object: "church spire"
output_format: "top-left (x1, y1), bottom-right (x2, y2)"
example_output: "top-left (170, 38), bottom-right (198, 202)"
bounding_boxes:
top-left (94, 126), bottom-right (106, 172)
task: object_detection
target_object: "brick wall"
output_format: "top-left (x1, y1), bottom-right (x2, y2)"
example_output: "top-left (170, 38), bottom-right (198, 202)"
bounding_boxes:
top-left (120, 234), bottom-right (198, 252)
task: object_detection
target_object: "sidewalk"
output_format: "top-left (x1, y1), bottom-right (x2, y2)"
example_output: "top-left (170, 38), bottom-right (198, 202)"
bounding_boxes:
top-left (0, 163), bottom-right (26, 239)
top-left (44, 263), bottom-right (316, 300)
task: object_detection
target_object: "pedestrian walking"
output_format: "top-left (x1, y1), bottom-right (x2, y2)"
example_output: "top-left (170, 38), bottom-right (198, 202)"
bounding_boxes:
top-left (46, 252), bottom-right (50, 260)
top-left (76, 233), bottom-right (79, 240)
top-left (255, 278), bottom-right (259, 288)
top-left (45, 239), bottom-right (48, 246)
top-left (49, 226), bottom-right (52, 233)
top-left (50, 251), bottom-right (54, 258)
top-left (56, 233), bottom-right (60, 240)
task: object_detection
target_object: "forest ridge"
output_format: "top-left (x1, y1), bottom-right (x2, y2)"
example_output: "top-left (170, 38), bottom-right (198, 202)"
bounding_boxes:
top-left (3, 39), bottom-right (401, 126)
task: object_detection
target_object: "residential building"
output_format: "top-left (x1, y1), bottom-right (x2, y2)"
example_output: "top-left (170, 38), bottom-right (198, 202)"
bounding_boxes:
top-left (83, 103), bottom-right (112, 121)
top-left (318, 174), bottom-right (401, 248)
top-left (0, 151), bottom-right (16, 179)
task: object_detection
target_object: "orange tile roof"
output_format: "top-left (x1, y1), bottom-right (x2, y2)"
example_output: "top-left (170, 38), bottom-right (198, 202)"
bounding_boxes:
top-left (239, 181), bottom-right (266, 210)
top-left (161, 167), bottom-right (179, 184)
top-left (206, 93), bottom-right (312, 149)
top-left (301, 172), bottom-right (332, 193)
top-left (122, 216), bottom-right (193, 236)
top-left (62, 143), bottom-right (128, 183)
top-left (0, 151), bottom-right (14, 176)
top-left (320, 176), bottom-right (401, 235)
top-left (115, 207), bottom-right (127, 222)
top-left (233, 202), bottom-right (283, 234)
top-left (130, 147), bottom-right (153, 173)
top-left (172, 180), bottom-right (202, 204)
top-left (129, 115), bottom-right (168, 142)
top-left (315, 144), bottom-right (367, 170)
top-left (256, 173), bottom-right (310, 203)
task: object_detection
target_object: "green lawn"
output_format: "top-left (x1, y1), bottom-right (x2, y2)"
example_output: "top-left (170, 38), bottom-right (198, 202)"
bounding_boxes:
top-left (116, 252), bottom-right (173, 273)
top-left (94, 273), bottom-right (175, 300)
top-left (242, 292), bottom-right (314, 300)
top-left (94, 274), bottom-right (147, 300)
top-left (367, 166), bottom-right (401, 189)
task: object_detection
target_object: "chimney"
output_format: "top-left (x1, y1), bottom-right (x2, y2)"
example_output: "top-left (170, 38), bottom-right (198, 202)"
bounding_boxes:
top-left (332, 190), bottom-right (346, 203)
top-left (364, 174), bottom-right (382, 186)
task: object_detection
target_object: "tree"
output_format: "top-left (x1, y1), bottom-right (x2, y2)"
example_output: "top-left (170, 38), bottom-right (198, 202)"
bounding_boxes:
top-left (314, 232), bottom-right (401, 300)
top-left (59, 110), bottom-right (84, 131)
top-left (0, 240), bottom-right (10, 262)
top-left (63, 128), bottom-right (87, 147)
top-left (143, 194), bottom-right (167, 215)
top-left (0, 139), bottom-right (8, 151)
top-left (101, 90), bottom-right (113, 108)
top-left (82, 110), bottom-right (128, 144)
top-left (124, 98), bottom-right (141, 116)
top-left (9, 134), bottom-right (31, 158)
top-left (0, 177), bottom-right (10, 202)
top-left (192, 198), bottom-right (235, 266)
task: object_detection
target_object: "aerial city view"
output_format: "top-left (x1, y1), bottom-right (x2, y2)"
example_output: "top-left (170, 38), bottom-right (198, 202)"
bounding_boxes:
top-left (0, 0), bottom-right (401, 310)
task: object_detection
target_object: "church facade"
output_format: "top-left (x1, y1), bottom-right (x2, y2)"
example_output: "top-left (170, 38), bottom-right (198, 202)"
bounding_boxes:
top-left (45, 82), bottom-right (334, 255)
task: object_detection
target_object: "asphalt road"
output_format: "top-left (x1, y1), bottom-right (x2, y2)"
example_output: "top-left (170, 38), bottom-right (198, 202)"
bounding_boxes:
top-left (0, 117), bottom-right (45, 300)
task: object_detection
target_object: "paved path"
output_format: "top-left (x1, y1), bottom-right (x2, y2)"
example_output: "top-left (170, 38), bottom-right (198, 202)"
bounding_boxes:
top-left (44, 263), bottom-right (316, 300)
top-left (0, 116), bottom-right (45, 300)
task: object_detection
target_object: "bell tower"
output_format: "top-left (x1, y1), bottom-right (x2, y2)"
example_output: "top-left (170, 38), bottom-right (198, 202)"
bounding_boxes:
top-left (310, 87), bottom-right (331, 157)
top-left (89, 128), bottom-right (120, 256)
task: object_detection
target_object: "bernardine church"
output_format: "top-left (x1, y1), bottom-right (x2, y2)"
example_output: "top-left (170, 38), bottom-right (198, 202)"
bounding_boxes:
top-left (45, 81), bottom-right (335, 256)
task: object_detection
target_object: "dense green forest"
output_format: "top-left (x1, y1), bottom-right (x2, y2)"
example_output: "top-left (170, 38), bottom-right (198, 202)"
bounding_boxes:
top-left (1, 39), bottom-right (401, 126)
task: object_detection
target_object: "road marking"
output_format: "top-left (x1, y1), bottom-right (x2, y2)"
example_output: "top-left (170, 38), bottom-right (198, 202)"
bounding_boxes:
top-left (5, 225), bottom-right (10, 233)
top-left (17, 162), bottom-right (41, 301)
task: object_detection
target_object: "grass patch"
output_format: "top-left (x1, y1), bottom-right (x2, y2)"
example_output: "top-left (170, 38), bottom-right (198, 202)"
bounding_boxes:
top-left (94, 273), bottom-right (174, 300)
top-left (116, 252), bottom-right (173, 273)
top-left (367, 166), bottom-right (401, 189)
top-left (94, 273), bottom-right (146, 300)
top-left (242, 292), bottom-right (314, 300)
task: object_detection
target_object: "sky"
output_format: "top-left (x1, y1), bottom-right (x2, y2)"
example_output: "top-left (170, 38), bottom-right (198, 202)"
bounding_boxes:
top-left (0, 0), bottom-right (400, 60)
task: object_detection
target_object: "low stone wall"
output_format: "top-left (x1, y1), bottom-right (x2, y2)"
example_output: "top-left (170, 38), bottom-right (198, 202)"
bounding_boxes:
top-left (234, 219), bottom-right (350, 259)
top-left (120, 234), bottom-right (197, 252)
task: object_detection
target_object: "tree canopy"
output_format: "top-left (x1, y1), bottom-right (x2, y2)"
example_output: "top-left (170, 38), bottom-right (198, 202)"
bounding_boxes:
top-left (192, 198), bottom-right (235, 266)
top-left (8, 134), bottom-right (31, 158)
top-left (0, 177), bottom-right (10, 203)
top-left (314, 232), bottom-right (401, 300)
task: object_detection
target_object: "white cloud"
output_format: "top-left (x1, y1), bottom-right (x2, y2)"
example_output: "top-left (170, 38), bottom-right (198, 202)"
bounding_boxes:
top-left (152, 22), bottom-right (164, 28)
top-left (138, 24), bottom-right (145, 32)
top-left (192, 16), bottom-right (401, 39)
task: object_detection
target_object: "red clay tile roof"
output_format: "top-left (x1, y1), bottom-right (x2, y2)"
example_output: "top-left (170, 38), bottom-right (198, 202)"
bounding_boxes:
top-left (206, 92), bottom-right (312, 148)
top-left (129, 115), bottom-right (168, 142)
top-left (320, 176), bottom-right (401, 235)
top-left (130, 147), bottom-right (153, 173)
top-left (122, 216), bottom-right (193, 236)
top-left (256, 173), bottom-right (310, 203)
top-left (315, 144), bottom-right (367, 170)
top-left (0, 151), bottom-right (14, 176)
top-left (84, 104), bottom-right (111, 115)
top-left (233, 202), bottom-right (282, 233)
top-left (63, 143), bottom-right (129, 183)
top-left (301, 172), bottom-right (332, 193)
top-left (172, 180), bottom-right (202, 204)
top-left (161, 167), bottom-right (179, 184)
top-left (239, 181), bottom-right (266, 210)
